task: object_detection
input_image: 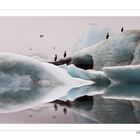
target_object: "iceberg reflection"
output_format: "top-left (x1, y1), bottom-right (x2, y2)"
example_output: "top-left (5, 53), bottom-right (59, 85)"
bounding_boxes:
top-left (103, 83), bottom-right (140, 101)
top-left (66, 95), bottom-right (137, 123)
top-left (0, 85), bottom-right (76, 113)
top-left (54, 83), bottom-right (140, 123)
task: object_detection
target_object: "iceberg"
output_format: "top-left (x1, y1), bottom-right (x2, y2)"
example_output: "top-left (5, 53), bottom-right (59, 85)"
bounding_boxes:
top-left (103, 65), bottom-right (140, 83)
top-left (66, 64), bottom-right (110, 84)
top-left (72, 30), bottom-right (140, 70)
top-left (0, 52), bottom-right (92, 88)
top-left (28, 53), bottom-right (53, 62)
top-left (73, 24), bottom-right (113, 53)
top-left (0, 52), bottom-right (94, 113)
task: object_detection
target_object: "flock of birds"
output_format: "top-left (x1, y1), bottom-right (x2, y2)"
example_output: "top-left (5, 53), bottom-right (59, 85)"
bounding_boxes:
top-left (29, 26), bottom-right (124, 62)
top-left (106, 26), bottom-right (124, 39)
top-left (29, 33), bottom-right (67, 62)
top-left (26, 26), bottom-right (125, 121)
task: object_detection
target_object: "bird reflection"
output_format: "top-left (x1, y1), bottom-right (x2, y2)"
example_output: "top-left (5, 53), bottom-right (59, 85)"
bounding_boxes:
top-left (29, 114), bottom-right (33, 118)
top-left (63, 108), bottom-right (67, 115)
top-left (54, 104), bottom-right (58, 111)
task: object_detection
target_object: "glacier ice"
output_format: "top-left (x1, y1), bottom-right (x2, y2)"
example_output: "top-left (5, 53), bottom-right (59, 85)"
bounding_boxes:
top-left (0, 52), bottom-right (95, 113)
top-left (0, 52), bottom-right (92, 88)
top-left (70, 54), bottom-right (94, 70)
top-left (73, 24), bottom-right (114, 53)
top-left (72, 30), bottom-right (140, 70)
top-left (66, 64), bottom-right (110, 84)
top-left (103, 65), bottom-right (140, 83)
top-left (28, 53), bottom-right (52, 62)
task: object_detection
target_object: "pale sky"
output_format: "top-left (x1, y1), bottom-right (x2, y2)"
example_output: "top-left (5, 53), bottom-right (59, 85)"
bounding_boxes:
top-left (0, 17), bottom-right (140, 59)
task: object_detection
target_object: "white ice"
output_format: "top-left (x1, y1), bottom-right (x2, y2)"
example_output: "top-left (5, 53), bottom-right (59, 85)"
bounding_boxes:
top-left (66, 64), bottom-right (110, 84)
top-left (73, 30), bottom-right (140, 70)
top-left (73, 24), bottom-right (114, 53)
top-left (103, 65), bottom-right (140, 83)
top-left (0, 52), bottom-right (93, 113)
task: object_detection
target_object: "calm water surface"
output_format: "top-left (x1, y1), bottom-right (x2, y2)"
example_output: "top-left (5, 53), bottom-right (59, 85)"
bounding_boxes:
top-left (0, 83), bottom-right (139, 123)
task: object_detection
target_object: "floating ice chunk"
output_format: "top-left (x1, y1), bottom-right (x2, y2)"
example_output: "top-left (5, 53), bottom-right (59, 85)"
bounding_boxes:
top-left (103, 65), bottom-right (140, 83)
top-left (66, 64), bottom-right (110, 84)
top-left (0, 53), bottom-right (94, 113)
top-left (0, 52), bottom-right (92, 89)
top-left (73, 30), bottom-right (140, 70)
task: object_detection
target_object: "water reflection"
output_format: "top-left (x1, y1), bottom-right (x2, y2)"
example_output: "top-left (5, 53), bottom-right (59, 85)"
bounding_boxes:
top-left (0, 85), bottom-right (74, 113)
top-left (56, 95), bottom-right (138, 123)
top-left (54, 104), bottom-right (58, 111)
top-left (103, 83), bottom-right (140, 101)
top-left (1, 81), bottom-right (140, 123)
top-left (53, 83), bottom-right (140, 123)
top-left (61, 83), bottom-right (108, 101)
top-left (63, 108), bottom-right (67, 115)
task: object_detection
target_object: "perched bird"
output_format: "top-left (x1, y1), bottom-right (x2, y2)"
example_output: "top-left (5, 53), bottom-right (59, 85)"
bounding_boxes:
top-left (106, 33), bottom-right (109, 39)
top-left (29, 48), bottom-right (32, 51)
top-left (40, 34), bottom-right (44, 38)
top-left (54, 54), bottom-right (57, 62)
top-left (64, 51), bottom-right (67, 58)
top-left (121, 27), bottom-right (124, 32)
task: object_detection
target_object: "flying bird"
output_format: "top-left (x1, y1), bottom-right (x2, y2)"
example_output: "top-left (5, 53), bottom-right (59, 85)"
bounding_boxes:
top-left (40, 34), bottom-right (44, 38)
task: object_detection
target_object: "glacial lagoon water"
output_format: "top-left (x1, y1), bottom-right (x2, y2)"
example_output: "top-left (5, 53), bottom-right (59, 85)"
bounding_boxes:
top-left (0, 83), bottom-right (140, 123)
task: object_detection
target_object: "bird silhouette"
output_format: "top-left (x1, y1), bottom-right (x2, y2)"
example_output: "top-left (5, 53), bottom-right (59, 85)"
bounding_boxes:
top-left (30, 48), bottom-right (32, 51)
top-left (106, 33), bottom-right (109, 39)
top-left (40, 34), bottom-right (44, 38)
top-left (64, 51), bottom-right (67, 58)
top-left (54, 54), bottom-right (57, 62)
top-left (121, 27), bottom-right (124, 32)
